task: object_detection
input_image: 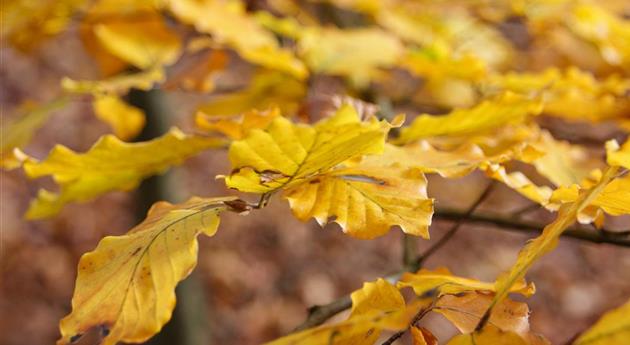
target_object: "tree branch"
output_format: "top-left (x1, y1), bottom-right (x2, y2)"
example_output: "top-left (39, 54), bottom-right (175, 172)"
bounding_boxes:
top-left (290, 190), bottom-right (630, 335)
top-left (434, 208), bottom-right (630, 247)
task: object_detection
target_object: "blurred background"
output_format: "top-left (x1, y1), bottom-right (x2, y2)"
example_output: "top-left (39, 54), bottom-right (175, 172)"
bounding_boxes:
top-left (2, 1), bottom-right (630, 344)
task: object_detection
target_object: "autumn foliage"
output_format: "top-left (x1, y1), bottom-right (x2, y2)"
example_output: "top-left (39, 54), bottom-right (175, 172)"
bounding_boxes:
top-left (2, 0), bottom-right (630, 344)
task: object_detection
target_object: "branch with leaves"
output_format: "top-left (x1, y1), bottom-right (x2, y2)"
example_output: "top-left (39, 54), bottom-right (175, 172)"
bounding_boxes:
top-left (3, 0), bottom-right (630, 345)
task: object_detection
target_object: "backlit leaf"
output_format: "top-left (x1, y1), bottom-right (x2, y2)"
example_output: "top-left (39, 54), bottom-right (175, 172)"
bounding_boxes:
top-left (169, 0), bottom-right (307, 79)
top-left (446, 325), bottom-right (528, 345)
top-left (57, 196), bottom-right (249, 345)
top-left (24, 128), bottom-right (225, 219)
top-left (284, 163), bottom-right (433, 239)
top-left (397, 267), bottom-right (534, 298)
top-left (264, 279), bottom-right (425, 345)
top-left (483, 166), bottom-right (621, 326)
top-left (397, 92), bottom-right (543, 144)
top-left (225, 104), bottom-right (399, 193)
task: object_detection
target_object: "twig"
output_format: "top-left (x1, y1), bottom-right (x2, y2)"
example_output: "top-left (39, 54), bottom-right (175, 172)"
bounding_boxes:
top-left (434, 208), bottom-right (630, 247)
top-left (402, 234), bottom-right (418, 267)
top-left (415, 182), bottom-right (496, 269)
top-left (380, 299), bottom-right (437, 345)
top-left (292, 295), bottom-right (352, 332)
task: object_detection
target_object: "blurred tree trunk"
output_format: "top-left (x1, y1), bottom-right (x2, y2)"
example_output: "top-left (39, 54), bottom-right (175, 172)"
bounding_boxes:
top-left (129, 89), bottom-right (212, 345)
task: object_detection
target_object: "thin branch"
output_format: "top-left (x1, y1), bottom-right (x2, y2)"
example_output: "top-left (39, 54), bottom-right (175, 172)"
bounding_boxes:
top-left (380, 300), bottom-right (437, 345)
top-left (292, 296), bottom-right (352, 332)
top-left (434, 208), bottom-right (630, 247)
top-left (415, 182), bottom-right (496, 269)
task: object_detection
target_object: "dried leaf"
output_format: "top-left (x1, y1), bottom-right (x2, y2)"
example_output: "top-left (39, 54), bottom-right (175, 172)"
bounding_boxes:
top-left (57, 196), bottom-right (247, 345)
top-left (264, 279), bottom-right (425, 345)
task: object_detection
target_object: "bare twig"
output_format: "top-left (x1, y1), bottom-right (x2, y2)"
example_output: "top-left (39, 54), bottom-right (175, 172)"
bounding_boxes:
top-left (290, 183), bottom-right (630, 336)
top-left (292, 295), bottom-right (353, 332)
top-left (415, 182), bottom-right (496, 269)
top-left (434, 208), bottom-right (630, 247)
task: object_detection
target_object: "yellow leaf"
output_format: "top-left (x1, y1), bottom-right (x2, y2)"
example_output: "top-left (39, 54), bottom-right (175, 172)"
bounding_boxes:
top-left (592, 176), bottom-right (630, 216)
top-left (1, 0), bottom-right (85, 51)
top-left (531, 131), bottom-right (603, 188)
top-left (298, 27), bottom-right (404, 86)
top-left (24, 128), bottom-right (225, 219)
top-left (92, 13), bottom-right (181, 69)
top-left (225, 104), bottom-right (397, 193)
top-left (93, 95), bottom-right (146, 140)
top-left (484, 68), bottom-right (630, 123)
top-left (62, 67), bottom-right (165, 95)
top-left (606, 139), bottom-right (630, 170)
top-left (196, 107), bottom-right (281, 140)
top-left (484, 164), bottom-right (553, 206)
top-left (567, 4), bottom-right (630, 67)
top-left (435, 292), bottom-right (549, 345)
top-left (401, 46), bottom-right (487, 82)
top-left (264, 279), bottom-right (425, 345)
top-left (398, 267), bottom-right (534, 298)
top-left (397, 92), bottom-right (543, 144)
top-left (574, 298), bottom-right (630, 345)
top-left (1, 97), bottom-right (69, 169)
top-left (196, 70), bottom-right (305, 117)
top-left (411, 326), bottom-right (438, 345)
top-left (284, 163), bottom-right (433, 239)
top-left (484, 166), bottom-right (620, 325)
top-left (446, 325), bottom-right (528, 345)
top-left (169, 0), bottom-right (307, 79)
top-left (57, 196), bottom-right (248, 345)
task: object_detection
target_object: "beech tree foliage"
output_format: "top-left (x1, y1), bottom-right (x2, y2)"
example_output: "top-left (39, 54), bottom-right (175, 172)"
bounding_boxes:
top-left (2, 0), bottom-right (630, 344)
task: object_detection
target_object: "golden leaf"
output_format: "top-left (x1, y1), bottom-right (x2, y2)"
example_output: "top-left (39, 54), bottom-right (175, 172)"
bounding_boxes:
top-left (93, 95), bottom-right (146, 140)
top-left (264, 279), bottom-right (425, 345)
top-left (606, 139), bottom-right (630, 170)
top-left (1, 98), bottom-right (69, 169)
top-left (567, 4), bottom-right (630, 67)
top-left (57, 196), bottom-right (248, 345)
top-left (485, 166), bottom-right (620, 324)
top-left (196, 107), bottom-right (281, 140)
top-left (225, 104), bottom-right (399, 193)
top-left (24, 128), bottom-right (225, 219)
top-left (62, 67), bottom-right (165, 95)
top-left (484, 68), bottom-right (630, 123)
top-left (91, 13), bottom-right (181, 69)
top-left (397, 92), bottom-right (543, 144)
top-left (298, 27), bottom-right (404, 86)
top-left (435, 292), bottom-right (549, 345)
top-left (169, 0), bottom-right (307, 79)
top-left (397, 267), bottom-right (534, 298)
top-left (574, 298), bottom-right (630, 345)
top-left (446, 325), bottom-right (529, 345)
top-left (196, 70), bottom-right (305, 117)
top-left (284, 163), bottom-right (433, 239)
top-left (1, 0), bottom-right (85, 51)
